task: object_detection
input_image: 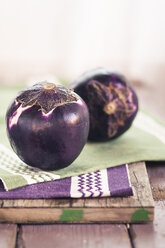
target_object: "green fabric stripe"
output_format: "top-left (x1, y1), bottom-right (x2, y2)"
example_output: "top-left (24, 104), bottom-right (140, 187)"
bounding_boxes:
top-left (140, 107), bottom-right (165, 128)
top-left (53, 126), bottom-right (165, 178)
top-left (0, 168), bottom-right (27, 190)
top-left (133, 113), bottom-right (165, 145)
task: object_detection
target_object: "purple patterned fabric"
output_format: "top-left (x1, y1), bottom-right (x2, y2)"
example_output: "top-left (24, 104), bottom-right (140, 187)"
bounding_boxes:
top-left (0, 164), bottom-right (133, 199)
top-left (108, 164), bottom-right (133, 196)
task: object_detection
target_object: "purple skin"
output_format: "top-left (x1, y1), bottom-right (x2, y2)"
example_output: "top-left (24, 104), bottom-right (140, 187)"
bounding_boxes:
top-left (71, 68), bottom-right (138, 141)
top-left (6, 82), bottom-right (89, 170)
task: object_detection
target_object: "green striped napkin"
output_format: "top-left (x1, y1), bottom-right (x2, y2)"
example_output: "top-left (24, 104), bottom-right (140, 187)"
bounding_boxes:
top-left (0, 109), bottom-right (165, 190)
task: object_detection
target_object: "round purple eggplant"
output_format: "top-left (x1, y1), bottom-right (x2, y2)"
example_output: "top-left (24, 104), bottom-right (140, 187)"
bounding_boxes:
top-left (71, 68), bottom-right (138, 141)
top-left (6, 82), bottom-right (89, 170)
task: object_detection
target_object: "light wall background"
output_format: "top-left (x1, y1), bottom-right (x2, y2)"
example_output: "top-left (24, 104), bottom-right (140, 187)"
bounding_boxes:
top-left (0, 0), bottom-right (165, 85)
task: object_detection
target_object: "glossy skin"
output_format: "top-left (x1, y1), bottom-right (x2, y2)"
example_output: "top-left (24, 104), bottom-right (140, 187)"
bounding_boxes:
top-left (6, 82), bottom-right (89, 170)
top-left (71, 68), bottom-right (138, 141)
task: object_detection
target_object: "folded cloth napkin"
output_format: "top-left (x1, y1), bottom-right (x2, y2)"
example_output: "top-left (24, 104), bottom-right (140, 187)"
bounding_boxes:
top-left (0, 164), bottom-right (133, 198)
top-left (1, 109), bottom-right (165, 193)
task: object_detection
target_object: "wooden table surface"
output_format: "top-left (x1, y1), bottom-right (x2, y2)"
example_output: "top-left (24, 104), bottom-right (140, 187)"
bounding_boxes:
top-left (0, 83), bottom-right (165, 248)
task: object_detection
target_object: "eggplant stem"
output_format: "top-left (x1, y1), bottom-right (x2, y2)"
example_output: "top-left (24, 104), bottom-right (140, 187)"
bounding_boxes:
top-left (103, 102), bottom-right (116, 114)
top-left (43, 83), bottom-right (56, 90)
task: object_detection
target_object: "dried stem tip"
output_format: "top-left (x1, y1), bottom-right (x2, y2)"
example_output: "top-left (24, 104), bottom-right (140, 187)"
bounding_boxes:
top-left (43, 83), bottom-right (56, 90)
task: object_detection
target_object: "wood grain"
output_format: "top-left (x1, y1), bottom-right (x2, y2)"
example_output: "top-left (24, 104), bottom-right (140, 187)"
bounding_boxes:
top-left (0, 224), bottom-right (17, 248)
top-left (130, 201), bottom-right (165, 248)
top-left (130, 164), bottom-right (165, 247)
top-left (16, 224), bottom-right (131, 248)
top-left (0, 162), bottom-right (154, 223)
top-left (0, 207), bottom-right (154, 224)
top-left (147, 163), bottom-right (165, 201)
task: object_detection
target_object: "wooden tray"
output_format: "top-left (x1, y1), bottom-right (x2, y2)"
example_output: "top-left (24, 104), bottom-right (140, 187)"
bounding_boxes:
top-left (0, 162), bottom-right (154, 224)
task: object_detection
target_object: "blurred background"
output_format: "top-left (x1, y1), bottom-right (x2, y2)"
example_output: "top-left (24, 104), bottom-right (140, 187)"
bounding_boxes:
top-left (0, 0), bottom-right (165, 116)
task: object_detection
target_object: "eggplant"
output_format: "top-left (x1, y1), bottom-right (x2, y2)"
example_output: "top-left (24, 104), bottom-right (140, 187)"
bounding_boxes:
top-left (71, 68), bottom-right (138, 141)
top-left (6, 82), bottom-right (89, 170)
